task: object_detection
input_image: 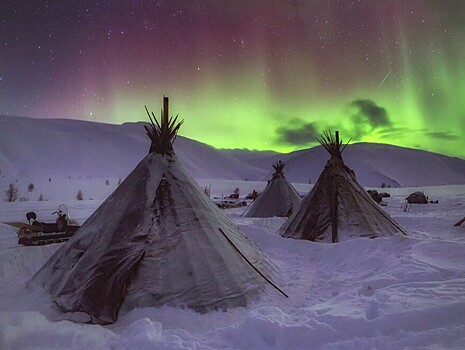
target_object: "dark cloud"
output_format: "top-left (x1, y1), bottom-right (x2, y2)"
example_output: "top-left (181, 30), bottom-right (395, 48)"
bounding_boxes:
top-left (375, 126), bottom-right (419, 141)
top-left (275, 118), bottom-right (320, 146)
top-left (426, 131), bottom-right (460, 141)
top-left (376, 126), bottom-right (411, 136)
top-left (376, 128), bottom-right (459, 143)
top-left (350, 99), bottom-right (390, 128)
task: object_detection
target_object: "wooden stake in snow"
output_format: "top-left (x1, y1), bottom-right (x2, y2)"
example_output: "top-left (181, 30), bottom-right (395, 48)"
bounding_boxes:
top-left (219, 228), bottom-right (288, 298)
top-left (454, 216), bottom-right (465, 227)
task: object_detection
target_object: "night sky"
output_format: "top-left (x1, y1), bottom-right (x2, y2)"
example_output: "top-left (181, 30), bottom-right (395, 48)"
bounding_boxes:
top-left (1, 1), bottom-right (464, 157)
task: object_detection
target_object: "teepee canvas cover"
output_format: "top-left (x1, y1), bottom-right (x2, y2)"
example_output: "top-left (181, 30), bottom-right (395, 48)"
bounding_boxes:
top-left (30, 97), bottom-right (278, 324)
top-left (242, 161), bottom-right (301, 218)
top-left (280, 131), bottom-right (407, 243)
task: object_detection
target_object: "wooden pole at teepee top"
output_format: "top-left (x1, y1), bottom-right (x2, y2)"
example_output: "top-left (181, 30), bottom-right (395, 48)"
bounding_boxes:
top-left (335, 130), bottom-right (339, 145)
top-left (163, 96), bottom-right (169, 121)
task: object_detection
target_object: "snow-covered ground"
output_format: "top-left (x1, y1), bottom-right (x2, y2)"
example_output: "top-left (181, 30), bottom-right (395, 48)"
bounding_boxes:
top-left (1, 183), bottom-right (465, 349)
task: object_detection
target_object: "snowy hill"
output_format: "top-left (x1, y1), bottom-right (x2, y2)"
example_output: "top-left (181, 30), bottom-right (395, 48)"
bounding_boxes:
top-left (1, 116), bottom-right (465, 194)
top-left (219, 149), bottom-right (280, 167)
top-left (227, 143), bottom-right (465, 187)
top-left (0, 115), bottom-right (267, 183)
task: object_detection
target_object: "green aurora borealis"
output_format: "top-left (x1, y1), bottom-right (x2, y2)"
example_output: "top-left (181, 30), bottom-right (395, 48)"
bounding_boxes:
top-left (1, 1), bottom-right (464, 157)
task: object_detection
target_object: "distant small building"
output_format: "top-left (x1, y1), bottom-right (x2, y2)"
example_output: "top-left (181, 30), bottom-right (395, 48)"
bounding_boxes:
top-left (367, 189), bottom-right (382, 204)
top-left (406, 191), bottom-right (428, 204)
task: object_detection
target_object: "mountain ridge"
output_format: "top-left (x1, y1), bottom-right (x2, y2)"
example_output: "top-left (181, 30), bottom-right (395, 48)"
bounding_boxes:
top-left (1, 115), bottom-right (465, 187)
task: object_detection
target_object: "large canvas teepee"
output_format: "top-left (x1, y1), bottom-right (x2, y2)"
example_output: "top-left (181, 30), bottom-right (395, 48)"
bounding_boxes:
top-left (29, 97), bottom-right (279, 324)
top-left (242, 161), bottom-right (302, 218)
top-left (280, 131), bottom-right (407, 243)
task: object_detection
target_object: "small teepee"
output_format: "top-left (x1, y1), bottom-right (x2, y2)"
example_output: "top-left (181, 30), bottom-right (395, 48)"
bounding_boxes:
top-left (280, 131), bottom-right (407, 242)
top-left (242, 161), bottom-right (301, 218)
top-left (29, 97), bottom-right (281, 324)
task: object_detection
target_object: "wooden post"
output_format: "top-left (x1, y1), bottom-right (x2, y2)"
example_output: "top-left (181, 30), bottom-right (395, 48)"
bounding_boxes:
top-left (335, 130), bottom-right (342, 159)
top-left (330, 177), bottom-right (339, 243)
top-left (163, 96), bottom-right (169, 121)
